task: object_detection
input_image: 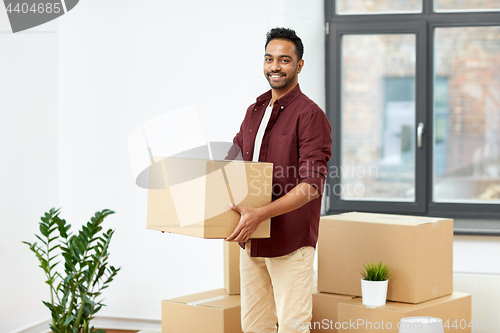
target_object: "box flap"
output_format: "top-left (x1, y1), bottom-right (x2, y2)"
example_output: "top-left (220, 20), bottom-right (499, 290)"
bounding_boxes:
top-left (321, 212), bottom-right (451, 226)
top-left (314, 291), bottom-right (358, 301)
top-left (163, 288), bottom-right (240, 309)
top-left (338, 292), bottom-right (470, 312)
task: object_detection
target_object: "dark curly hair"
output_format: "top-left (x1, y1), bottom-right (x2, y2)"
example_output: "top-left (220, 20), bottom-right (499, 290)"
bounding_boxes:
top-left (265, 27), bottom-right (304, 60)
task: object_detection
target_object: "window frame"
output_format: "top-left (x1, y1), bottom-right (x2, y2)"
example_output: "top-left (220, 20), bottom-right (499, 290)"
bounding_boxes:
top-left (325, 0), bottom-right (500, 222)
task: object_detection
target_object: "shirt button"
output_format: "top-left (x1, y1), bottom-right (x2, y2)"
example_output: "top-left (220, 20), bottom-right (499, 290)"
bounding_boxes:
top-left (249, 129), bottom-right (252, 132)
top-left (254, 108), bottom-right (257, 111)
top-left (246, 152), bottom-right (249, 154)
top-left (281, 106), bottom-right (284, 109)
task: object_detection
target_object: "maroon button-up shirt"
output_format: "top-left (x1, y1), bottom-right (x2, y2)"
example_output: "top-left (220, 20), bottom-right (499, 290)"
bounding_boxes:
top-left (227, 84), bottom-right (332, 257)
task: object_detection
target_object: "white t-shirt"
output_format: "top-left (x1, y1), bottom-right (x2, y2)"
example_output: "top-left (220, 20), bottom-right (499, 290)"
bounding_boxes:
top-left (252, 103), bottom-right (273, 162)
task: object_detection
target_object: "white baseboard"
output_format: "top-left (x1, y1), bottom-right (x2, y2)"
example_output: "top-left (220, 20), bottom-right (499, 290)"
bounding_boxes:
top-left (13, 316), bottom-right (161, 333)
top-left (14, 319), bottom-right (51, 333)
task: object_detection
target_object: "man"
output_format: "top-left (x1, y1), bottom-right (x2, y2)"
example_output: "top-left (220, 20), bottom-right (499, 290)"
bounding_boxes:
top-left (225, 27), bottom-right (332, 333)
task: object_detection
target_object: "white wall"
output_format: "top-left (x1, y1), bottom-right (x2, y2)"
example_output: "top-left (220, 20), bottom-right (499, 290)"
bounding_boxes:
top-left (1, 0), bottom-right (499, 332)
top-left (56, 0), bottom-right (325, 324)
top-left (0, 11), bottom-right (60, 332)
top-left (453, 236), bottom-right (500, 274)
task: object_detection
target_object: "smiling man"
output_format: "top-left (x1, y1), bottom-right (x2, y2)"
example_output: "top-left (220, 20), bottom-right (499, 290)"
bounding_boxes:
top-left (225, 27), bottom-right (332, 333)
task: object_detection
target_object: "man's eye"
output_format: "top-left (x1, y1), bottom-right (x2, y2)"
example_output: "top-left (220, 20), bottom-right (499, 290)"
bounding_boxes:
top-left (282, 59), bottom-right (289, 63)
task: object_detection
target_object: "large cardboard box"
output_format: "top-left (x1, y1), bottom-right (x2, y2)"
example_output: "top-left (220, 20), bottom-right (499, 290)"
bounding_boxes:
top-left (147, 157), bottom-right (272, 238)
top-left (162, 288), bottom-right (242, 333)
top-left (311, 287), bottom-right (357, 333)
top-left (337, 292), bottom-right (471, 332)
top-left (318, 212), bottom-right (453, 304)
top-left (224, 241), bottom-right (241, 295)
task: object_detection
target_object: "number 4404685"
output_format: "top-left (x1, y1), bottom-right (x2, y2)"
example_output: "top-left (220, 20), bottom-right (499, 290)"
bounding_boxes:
top-left (6, 2), bottom-right (61, 14)
top-left (444, 319), bottom-right (499, 330)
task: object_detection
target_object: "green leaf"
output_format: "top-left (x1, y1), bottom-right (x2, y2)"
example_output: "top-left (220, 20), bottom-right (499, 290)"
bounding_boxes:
top-left (42, 300), bottom-right (56, 313)
top-left (48, 236), bottom-right (59, 243)
top-left (48, 245), bottom-right (60, 253)
top-left (50, 261), bottom-right (60, 271)
top-left (40, 258), bottom-right (49, 270)
top-left (34, 234), bottom-right (48, 246)
top-left (39, 223), bottom-right (49, 237)
top-left (93, 266), bottom-right (107, 287)
top-left (360, 261), bottom-right (391, 281)
top-left (63, 314), bottom-right (74, 326)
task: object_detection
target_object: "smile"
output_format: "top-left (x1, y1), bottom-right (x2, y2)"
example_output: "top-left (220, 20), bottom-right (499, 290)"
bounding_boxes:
top-left (269, 74), bottom-right (284, 79)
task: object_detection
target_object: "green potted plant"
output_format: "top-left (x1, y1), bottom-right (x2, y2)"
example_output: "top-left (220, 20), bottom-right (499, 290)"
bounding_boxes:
top-left (360, 261), bottom-right (391, 308)
top-left (23, 208), bottom-right (121, 333)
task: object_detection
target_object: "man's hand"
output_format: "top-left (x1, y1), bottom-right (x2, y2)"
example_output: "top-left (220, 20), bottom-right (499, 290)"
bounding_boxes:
top-left (225, 203), bottom-right (266, 242)
top-left (224, 183), bottom-right (319, 242)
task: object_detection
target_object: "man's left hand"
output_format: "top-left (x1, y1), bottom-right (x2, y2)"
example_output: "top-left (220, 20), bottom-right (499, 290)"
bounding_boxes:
top-left (225, 203), bottom-right (265, 242)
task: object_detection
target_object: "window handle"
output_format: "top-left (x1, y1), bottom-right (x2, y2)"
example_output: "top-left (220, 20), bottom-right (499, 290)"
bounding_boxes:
top-left (417, 122), bottom-right (425, 148)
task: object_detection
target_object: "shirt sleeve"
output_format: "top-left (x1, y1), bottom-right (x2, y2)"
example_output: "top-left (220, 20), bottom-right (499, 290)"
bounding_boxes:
top-left (297, 108), bottom-right (332, 197)
top-left (225, 129), bottom-right (244, 161)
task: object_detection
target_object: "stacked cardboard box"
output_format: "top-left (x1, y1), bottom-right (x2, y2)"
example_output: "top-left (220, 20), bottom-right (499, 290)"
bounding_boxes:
top-left (224, 241), bottom-right (241, 295)
top-left (160, 206), bottom-right (471, 332)
top-left (161, 243), bottom-right (242, 333)
top-left (311, 286), bottom-right (357, 333)
top-left (162, 288), bottom-right (242, 333)
top-left (337, 293), bottom-right (471, 333)
top-left (315, 212), bottom-right (471, 333)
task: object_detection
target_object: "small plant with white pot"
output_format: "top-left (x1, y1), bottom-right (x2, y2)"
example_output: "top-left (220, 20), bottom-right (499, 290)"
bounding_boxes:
top-left (360, 261), bottom-right (391, 308)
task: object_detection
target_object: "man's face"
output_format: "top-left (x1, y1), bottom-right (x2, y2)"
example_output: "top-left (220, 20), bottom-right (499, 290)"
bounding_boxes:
top-left (264, 39), bottom-right (303, 91)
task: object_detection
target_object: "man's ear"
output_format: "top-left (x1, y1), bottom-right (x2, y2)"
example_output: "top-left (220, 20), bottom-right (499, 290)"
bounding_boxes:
top-left (297, 59), bottom-right (304, 74)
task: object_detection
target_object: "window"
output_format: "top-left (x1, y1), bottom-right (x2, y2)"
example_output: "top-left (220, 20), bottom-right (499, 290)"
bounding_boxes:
top-left (325, 0), bottom-right (500, 221)
top-left (340, 35), bottom-right (416, 202)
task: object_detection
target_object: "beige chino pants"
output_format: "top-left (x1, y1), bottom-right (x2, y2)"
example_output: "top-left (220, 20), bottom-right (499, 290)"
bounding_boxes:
top-left (240, 242), bottom-right (315, 333)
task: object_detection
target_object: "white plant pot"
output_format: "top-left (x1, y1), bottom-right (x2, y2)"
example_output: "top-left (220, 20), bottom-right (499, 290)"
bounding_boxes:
top-left (361, 279), bottom-right (388, 308)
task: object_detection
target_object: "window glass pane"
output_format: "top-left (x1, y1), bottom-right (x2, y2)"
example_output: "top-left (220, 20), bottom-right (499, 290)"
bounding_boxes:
top-left (434, 0), bottom-right (500, 12)
top-left (341, 34), bottom-right (416, 201)
top-left (433, 26), bottom-right (500, 203)
top-left (336, 0), bottom-right (422, 15)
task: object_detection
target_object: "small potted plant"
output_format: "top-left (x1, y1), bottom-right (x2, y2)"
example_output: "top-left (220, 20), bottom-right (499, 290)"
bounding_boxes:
top-left (360, 261), bottom-right (391, 308)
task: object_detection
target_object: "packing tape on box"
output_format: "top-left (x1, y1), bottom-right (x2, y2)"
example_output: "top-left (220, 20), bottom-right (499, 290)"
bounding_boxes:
top-left (383, 216), bottom-right (440, 223)
top-left (382, 215), bottom-right (441, 227)
top-left (187, 295), bottom-right (229, 306)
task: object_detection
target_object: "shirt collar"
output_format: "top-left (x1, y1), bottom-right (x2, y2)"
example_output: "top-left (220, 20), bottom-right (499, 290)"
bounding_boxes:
top-left (255, 84), bottom-right (302, 112)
